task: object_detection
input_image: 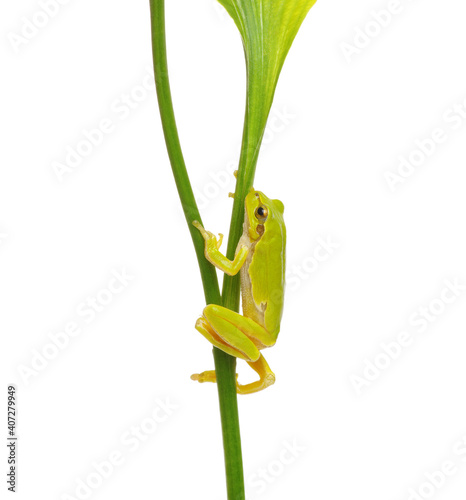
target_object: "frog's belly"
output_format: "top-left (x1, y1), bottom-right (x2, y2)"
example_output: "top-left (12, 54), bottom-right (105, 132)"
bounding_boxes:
top-left (240, 254), bottom-right (266, 328)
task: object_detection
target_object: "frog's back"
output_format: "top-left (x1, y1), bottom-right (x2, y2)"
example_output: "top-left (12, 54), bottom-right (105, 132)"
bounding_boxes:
top-left (243, 212), bottom-right (286, 339)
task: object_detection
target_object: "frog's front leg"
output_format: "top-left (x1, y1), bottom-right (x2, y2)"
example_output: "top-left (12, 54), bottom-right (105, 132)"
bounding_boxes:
top-left (192, 221), bottom-right (249, 276)
top-left (191, 304), bottom-right (276, 394)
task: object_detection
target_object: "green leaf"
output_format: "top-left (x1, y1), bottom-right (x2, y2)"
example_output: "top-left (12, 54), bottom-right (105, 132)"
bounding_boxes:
top-left (218, 0), bottom-right (317, 174)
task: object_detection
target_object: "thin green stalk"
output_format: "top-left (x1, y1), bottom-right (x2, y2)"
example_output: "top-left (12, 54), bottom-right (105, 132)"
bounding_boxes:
top-left (149, 1), bottom-right (245, 498)
top-left (221, 82), bottom-right (272, 310)
top-left (149, 0), bottom-right (219, 304)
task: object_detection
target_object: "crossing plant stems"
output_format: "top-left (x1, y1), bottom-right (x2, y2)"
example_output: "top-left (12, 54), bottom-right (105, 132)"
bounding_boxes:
top-left (149, 0), bottom-right (317, 498)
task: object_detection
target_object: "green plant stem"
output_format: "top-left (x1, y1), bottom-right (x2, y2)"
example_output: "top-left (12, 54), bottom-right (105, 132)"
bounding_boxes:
top-left (149, 0), bottom-right (219, 304)
top-left (149, 1), bottom-right (244, 498)
top-left (222, 85), bottom-right (272, 309)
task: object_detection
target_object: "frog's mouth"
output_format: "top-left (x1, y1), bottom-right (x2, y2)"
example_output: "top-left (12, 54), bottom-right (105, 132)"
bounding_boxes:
top-left (247, 218), bottom-right (263, 240)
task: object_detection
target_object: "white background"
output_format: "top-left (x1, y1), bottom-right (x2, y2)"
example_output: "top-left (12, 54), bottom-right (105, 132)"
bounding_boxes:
top-left (1, 0), bottom-right (466, 499)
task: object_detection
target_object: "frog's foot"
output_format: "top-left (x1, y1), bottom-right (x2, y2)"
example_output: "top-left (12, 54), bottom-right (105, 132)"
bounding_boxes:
top-left (191, 370), bottom-right (216, 384)
top-left (190, 356), bottom-right (275, 395)
top-left (191, 371), bottom-right (238, 384)
top-left (192, 221), bottom-right (223, 250)
top-left (227, 170), bottom-right (239, 199)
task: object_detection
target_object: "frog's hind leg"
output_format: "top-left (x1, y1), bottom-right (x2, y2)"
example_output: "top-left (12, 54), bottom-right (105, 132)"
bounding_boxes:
top-left (194, 316), bottom-right (260, 361)
top-left (237, 355), bottom-right (275, 395)
top-left (191, 354), bottom-right (275, 395)
top-left (191, 305), bottom-right (276, 394)
top-left (191, 315), bottom-right (248, 386)
top-left (190, 313), bottom-right (254, 386)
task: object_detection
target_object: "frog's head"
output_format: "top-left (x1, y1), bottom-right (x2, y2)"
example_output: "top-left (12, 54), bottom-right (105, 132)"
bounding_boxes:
top-left (244, 188), bottom-right (285, 241)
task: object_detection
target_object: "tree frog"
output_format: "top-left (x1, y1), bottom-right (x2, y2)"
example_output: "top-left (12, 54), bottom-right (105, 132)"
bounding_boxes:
top-left (191, 188), bottom-right (286, 394)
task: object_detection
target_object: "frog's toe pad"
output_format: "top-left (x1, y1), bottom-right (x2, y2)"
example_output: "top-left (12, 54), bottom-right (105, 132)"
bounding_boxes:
top-left (191, 370), bottom-right (216, 384)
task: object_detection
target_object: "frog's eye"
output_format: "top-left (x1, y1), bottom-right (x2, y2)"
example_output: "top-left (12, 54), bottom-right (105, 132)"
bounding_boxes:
top-left (255, 206), bottom-right (268, 221)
